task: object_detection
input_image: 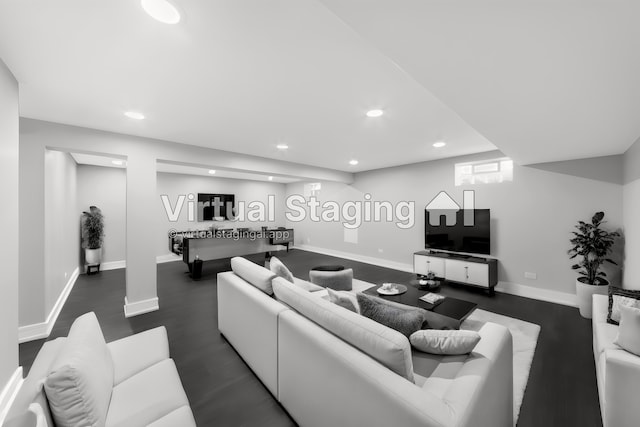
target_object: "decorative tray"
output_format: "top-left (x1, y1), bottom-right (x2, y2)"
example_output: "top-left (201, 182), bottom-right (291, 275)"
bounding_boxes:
top-left (376, 284), bottom-right (408, 295)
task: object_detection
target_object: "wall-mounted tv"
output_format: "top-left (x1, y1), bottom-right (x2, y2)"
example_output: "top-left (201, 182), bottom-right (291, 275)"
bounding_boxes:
top-left (425, 209), bottom-right (491, 255)
top-left (198, 193), bottom-right (235, 221)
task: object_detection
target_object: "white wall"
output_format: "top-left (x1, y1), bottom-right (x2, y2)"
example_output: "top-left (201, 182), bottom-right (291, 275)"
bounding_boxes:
top-left (287, 150), bottom-right (624, 296)
top-left (77, 165), bottom-right (126, 266)
top-left (156, 172), bottom-right (287, 258)
top-left (623, 137), bottom-right (640, 289)
top-left (44, 150), bottom-right (78, 314)
top-left (0, 58), bottom-right (19, 415)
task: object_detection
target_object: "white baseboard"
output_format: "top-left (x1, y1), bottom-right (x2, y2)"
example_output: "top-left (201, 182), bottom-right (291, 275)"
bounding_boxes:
top-left (156, 254), bottom-right (182, 264)
top-left (295, 244), bottom-right (414, 273)
top-left (19, 267), bottom-right (80, 343)
top-left (124, 296), bottom-right (159, 318)
top-left (0, 367), bottom-right (23, 425)
top-left (296, 244), bottom-right (578, 308)
top-left (496, 281), bottom-right (578, 307)
top-left (99, 260), bottom-right (126, 271)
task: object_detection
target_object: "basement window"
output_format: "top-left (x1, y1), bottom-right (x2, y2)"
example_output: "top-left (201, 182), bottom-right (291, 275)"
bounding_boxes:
top-left (455, 158), bottom-right (513, 186)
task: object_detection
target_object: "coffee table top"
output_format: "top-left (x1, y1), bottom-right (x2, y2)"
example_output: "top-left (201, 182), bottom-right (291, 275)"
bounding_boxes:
top-left (364, 282), bottom-right (477, 324)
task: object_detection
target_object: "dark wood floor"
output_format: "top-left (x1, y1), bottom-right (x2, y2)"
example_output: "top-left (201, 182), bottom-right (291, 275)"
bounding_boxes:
top-left (19, 250), bottom-right (602, 427)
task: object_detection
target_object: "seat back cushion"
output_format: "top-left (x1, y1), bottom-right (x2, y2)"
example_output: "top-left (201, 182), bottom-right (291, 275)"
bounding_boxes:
top-left (44, 312), bottom-right (114, 427)
top-left (272, 277), bottom-right (414, 382)
top-left (269, 256), bottom-right (295, 283)
top-left (231, 256), bottom-right (277, 295)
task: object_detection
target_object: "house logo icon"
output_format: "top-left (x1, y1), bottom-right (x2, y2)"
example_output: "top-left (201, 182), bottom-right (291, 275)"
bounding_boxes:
top-left (425, 190), bottom-right (475, 226)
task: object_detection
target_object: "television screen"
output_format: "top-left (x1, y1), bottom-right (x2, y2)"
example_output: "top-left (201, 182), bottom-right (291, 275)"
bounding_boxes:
top-left (425, 209), bottom-right (491, 255)
top-left (198, 193), bottom-right (235, 221)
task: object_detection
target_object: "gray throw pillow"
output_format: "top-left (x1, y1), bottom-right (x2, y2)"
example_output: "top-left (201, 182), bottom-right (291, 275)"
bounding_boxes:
top-left (269, 256), bottom-right (295, 283)
top-left (356, 293), bottom-right (427, 337)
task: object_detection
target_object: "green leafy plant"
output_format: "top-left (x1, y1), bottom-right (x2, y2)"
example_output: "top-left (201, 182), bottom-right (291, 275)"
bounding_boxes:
top-left (568, 211), bottom-right (620, 285)
top-left (82, 206), bottom-right (104, 250)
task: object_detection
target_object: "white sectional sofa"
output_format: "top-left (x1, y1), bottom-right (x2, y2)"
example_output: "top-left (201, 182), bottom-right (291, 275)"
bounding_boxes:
top-left (5, 313), bottom-right (195, 427)
top-left (218, 257), bottom-right (514, 427)
top-left (592, 294), bottom-right (640, 427)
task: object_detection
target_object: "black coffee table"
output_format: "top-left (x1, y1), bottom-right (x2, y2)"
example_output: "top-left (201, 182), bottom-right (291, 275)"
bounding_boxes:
top-left (364, 282), bottom-right (477, 330)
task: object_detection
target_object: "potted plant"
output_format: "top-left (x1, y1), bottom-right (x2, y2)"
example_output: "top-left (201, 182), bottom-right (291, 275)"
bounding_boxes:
top-left (82, 206), bottom-right (104, 273)
top-left (568, 211), bottom-right (620, 318)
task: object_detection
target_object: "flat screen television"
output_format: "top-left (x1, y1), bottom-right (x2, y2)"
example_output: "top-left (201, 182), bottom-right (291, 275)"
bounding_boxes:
top-left (425, 209), bottom-right (491, 255)
top-left (198, 193), bottom-right (235, 221)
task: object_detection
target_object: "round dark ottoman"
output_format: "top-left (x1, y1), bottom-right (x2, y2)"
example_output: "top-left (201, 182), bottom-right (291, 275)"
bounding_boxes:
top-left (309, 267), bottom-right (353, 291)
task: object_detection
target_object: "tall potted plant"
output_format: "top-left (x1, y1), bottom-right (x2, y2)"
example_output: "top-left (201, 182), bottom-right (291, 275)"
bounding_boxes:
top-left (568, 211), bottom-right (620, 318)
top-left (82, 206), bottom-right (104, 273)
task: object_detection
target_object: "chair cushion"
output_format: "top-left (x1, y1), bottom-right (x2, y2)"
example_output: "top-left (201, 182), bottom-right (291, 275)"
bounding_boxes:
top-left (106, 359), bottom-right (190, 427)
top-left (269, 256), bottom-right (295, 283)
top-left (272, 277), bottom-right (415, 382)
top-left (44, 312), bottom-right (114, 427)
top-left (231, 257), bottom-right (276, 295)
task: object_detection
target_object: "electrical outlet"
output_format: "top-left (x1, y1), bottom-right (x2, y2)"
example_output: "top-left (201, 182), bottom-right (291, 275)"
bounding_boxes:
top-left (524, 272), bottom-right (537, 280)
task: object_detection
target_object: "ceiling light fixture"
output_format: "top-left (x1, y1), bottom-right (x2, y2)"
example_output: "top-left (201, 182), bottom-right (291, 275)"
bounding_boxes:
top-left (268, 176), bottom-right (274, 181)
top-left (141, 0), bottom-right (181, 24)
top-left (366, 109), bottom-right (384, 118)
top-left (349, 159), bottom-right (359, 166)
top-left (433, 142), bottom-right (446, 148)
top-left (276, 144), bottom-right (289, 150)
top-left (208, 170), bottom-right (216, 175)
top-left (112, 160), bottom-right (124, 166)
top-left (124, 111), bottom-right (145, 120)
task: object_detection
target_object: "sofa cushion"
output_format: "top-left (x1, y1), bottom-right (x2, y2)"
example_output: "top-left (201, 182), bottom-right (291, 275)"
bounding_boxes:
top-left (269, 256), bottom-right (295, 283)
top-left (593, 321), bottom-right (620, 356)
top-left (272, 277), bottom-right (415, 382)
top-left (357, 293), bottom-right (428, 337)
top-left (615, 305), bottom-right (640, 357)
top-left (146, 406), bottom-right (196, 427)
top-left (326, 288), bottom-right (359, 313)
top-left (44, 312), bottom-right (114, 427)
top-left (410, 329), bottom-right (481, 355)
top-left (608, 286), bottom-right (640, 325)
top-left (106, 359), bottom-right (190, 427)
top-left (231, 257), bottom-right (276, 295)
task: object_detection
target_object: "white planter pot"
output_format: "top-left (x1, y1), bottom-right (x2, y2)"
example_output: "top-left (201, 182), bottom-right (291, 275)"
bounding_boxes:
top-left (575, 279), bottom-right (608, 319)
top-left (85, 248), bottom-right (102, 266)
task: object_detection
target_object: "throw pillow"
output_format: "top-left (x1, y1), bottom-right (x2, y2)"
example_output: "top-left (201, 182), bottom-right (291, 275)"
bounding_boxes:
top-left (607, 286), bottom-right (640, 325)
top-left (326, 288), bottom-right (359, 313)
top-left (614, 305), bottom-right (640, 357)
top-left (409, 329), bottom-right (481, 355)
top-left (356, 293), bottom-right (428, 337)
top-left (44, 312), bottom-right (114, 427)
top-left (269, 256), bottom-right (295, 283)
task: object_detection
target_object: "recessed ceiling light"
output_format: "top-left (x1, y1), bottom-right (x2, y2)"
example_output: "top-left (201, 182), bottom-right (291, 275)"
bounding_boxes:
top-left (349, 159), bottom-right (359, 166)
top-left (268, 176), bottom-right (274, 181)
top-left (141, 0), bottom-right (181, 24)
top-left (124, 111), bottom-right (145, 120)
top-left (208, 170), bottom-right (216, 175)
top-left (112, 160), bottom-right (124, 166)
top-left (433, 142), bottom-right (446, 148)
top-left (276, 144), bottom-right (289, 150)
top-left (366, 109), bottom-right (384, 118)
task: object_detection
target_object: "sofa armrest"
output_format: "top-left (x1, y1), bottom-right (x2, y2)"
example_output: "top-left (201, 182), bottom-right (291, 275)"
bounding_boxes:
top-left (604, 348), bottom-right (640, 427)
top-left (108, 327), bottom-right (170, 385)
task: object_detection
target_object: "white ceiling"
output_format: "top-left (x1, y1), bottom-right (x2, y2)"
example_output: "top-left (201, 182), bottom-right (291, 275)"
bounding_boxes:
top-left (1, 1), bottom-right (638, 171)
top-left (70, 152), bottom-right (299, 183)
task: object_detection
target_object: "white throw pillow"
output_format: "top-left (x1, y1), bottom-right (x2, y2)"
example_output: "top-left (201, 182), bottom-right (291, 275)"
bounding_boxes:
top-left (615, 305), bottom-right (640, 357)
top-left (44, 312), bottom-right (114, 427)
top-left (410, 329), bottom-right (481, 355)
top-left (326, 288), bottom-right (360, 313)
top-left (269, 256), bottom-right (295, 283)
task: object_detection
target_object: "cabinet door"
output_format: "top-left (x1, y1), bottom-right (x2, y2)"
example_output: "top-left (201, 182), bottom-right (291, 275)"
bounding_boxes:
top-left (466, 263), bottom-right (489, 287)
top-left (414, 255), bottom-right (445, 276)
top-left (444, 259), bottom-right (468, 283)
